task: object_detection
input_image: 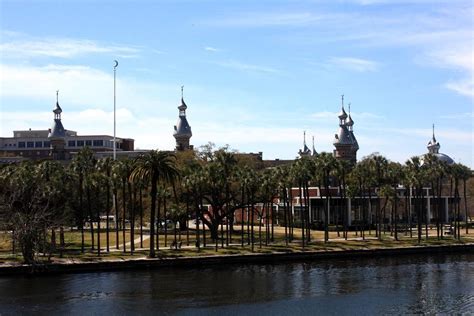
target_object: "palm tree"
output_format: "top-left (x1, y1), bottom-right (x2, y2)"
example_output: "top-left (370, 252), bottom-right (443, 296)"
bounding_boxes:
top-left (71, 147), bottom-right (96, 253)
top-left (458, 164), bottom-right (471, 235)
top-left (369, 155), bottom-right (388, 239)
top-left (97, 157), bottom-right (113, 253)
top-left (385, 162), bottom-right (403, 240)
top-left (406, 156), bottom-right (425, 244)
top-left (131, 150), bottom-right (179, 258)
top-left (315, 152), bottom-right (338, 243)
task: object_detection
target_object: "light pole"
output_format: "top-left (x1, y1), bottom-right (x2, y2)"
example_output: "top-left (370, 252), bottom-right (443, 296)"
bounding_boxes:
top-left (113, 60), bottom-right (118, 160)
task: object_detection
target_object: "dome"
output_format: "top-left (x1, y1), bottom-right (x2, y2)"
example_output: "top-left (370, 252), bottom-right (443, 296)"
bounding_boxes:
top-left (334, 126), bottom-right (353, 145)
top-left (433, 153), bottom-right (454, 165)
top-left (48, 119), bottom-right (66, 139)
top-left (420, 153), bottom-right (454, 166)
top-left (174, 116), bottom-right (192, 137)
top-left (338, 107), bottom-right (348, 121)
top-left (346, 114), bottom-right (354, 127)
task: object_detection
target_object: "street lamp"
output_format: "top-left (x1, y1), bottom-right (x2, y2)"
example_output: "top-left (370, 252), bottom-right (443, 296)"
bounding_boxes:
top-left (113, 60), bottom-right (118, 160)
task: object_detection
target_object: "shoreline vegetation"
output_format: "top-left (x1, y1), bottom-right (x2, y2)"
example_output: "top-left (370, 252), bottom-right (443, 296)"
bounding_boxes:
top-left (1, 146), bottom-right (472, 270)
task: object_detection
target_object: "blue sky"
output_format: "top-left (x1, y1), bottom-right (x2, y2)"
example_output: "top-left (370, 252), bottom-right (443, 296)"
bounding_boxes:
top-left (1, 0), bottom-right (472, 167)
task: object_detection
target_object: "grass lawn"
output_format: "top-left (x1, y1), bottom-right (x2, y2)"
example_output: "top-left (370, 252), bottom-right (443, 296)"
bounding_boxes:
top-left (1, 226), bottom-right (473, 264)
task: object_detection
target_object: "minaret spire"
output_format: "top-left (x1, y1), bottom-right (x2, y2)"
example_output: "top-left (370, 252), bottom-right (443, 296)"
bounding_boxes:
top-left (56, 90), bottom-right (59, 104)
top-left (338, 94), bottom-right (348, 125)
top-left (432, 123), bottom-right (436, 142)
top-left (174, 87), bottom-right (192, 151)
top-left (303, 130), bottom-right (306, 146)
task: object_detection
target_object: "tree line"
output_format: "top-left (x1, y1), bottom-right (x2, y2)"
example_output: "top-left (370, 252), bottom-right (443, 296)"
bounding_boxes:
top-left (0, 145), bottom-right (471, 263)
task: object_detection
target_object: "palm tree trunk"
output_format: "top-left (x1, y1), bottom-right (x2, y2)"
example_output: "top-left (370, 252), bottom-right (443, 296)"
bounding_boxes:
top-left (131, 186), bottom-right (136, 254)
top-left (298, 182), bottom-right (305, 248)
top-left (106, 181), bottom-right (110, 252)
top-left (157, 197), bottom-right (161, 251)
top-left (164, 193), bottom-right (168, 247)
top-left (149, 177), bottom-right (157, 258)
top-left (251, 202), bottom-right (255, 252)
top-left (79, 179), bottom-right (84, 253)
top-left (241, 187), bottom-right (245, 247)
top-left (87, 186), bottom-right (95, 250)
top-left (114, 189), bottom-right (119, 250)
top-left (140, 186), bottom-right (144, 248)
top-left (122, 180), bottom-right (127, 253)
top-left (464, 179), bottom-right (469, 235)
top-left (96, 188), bottom-right (101, 257)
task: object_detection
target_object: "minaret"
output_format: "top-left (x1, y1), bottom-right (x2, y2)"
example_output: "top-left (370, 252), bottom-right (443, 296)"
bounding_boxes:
top-left (48, 90), bottom-right (67, 160)
top-left (427, 124), bottom-right (440, 154)
top-left (173, 86), bottom-right (193, 151)
top-left (347, 103), bottom-right (359, 151)
top-left (333, 95), bottom-right (358, 164)
top-left (298, 131), bottom-right (311, 157)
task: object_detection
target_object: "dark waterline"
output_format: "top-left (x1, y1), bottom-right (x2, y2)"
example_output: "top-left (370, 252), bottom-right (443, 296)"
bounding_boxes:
top-left (1, 253), bottom-right (473, 315)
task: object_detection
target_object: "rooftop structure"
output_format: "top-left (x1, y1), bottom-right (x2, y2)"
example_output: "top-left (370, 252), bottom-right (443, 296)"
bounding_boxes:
top-left (425, 124), bottom-right (454, 165)
top-left (333, 96), bottom-right (359, 164)
top-left (298, 131), bottom-right (312, 157)
top-left (173, 86), bottom-right (193, 151)
top-left (0, 93), bottom-right (134, 161)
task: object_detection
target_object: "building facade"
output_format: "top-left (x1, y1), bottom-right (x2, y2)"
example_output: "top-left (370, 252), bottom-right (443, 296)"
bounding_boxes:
top-left (0, 96), bottom-right (134, 161)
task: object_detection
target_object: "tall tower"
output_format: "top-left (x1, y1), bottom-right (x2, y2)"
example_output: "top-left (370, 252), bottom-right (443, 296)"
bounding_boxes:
top-left (333, 96), bottom-right (358, 164)
top-left (298, 131), bottom-right (311, 157)
top-left (425, 124), bottom-right (454, 164)
top-left (427, 124), bottom-right (440, 154)
top-left (48, 91), bottom-right (67, 160)
top-left (173, 86), bottom-right (193, 151)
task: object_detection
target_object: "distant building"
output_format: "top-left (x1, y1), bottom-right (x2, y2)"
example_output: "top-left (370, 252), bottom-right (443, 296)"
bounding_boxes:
top-left (425, 124), bottom-right (454, 165)
top-left (0, 94), bottom-right (134, 162)
top-left (173, 88), bottom-right (193, 151)
top-left (333, 96), bottom-right (359, 164)
top-left (298, 131), bottom-right (316, 158)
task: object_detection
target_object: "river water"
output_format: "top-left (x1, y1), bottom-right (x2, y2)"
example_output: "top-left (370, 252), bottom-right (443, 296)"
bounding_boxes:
top-left (1, 253), bottom-right (473, 315)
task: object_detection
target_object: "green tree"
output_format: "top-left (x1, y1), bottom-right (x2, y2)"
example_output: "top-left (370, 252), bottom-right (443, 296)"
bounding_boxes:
top-left (131, 150), bottom-right (179, 258)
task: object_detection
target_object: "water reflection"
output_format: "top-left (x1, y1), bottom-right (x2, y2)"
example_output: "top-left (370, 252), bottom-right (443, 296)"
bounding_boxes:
top-left (0, 253), bottom-right (472, 314)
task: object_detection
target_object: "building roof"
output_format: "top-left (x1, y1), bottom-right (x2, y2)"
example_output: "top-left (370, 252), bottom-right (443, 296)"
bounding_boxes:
top-left (346, 114), bottom-right (354, 127)
top-left (174, 97), bottom-right (192, 138)
top-left (174, 116), bottom-right (192, 137)
top-left (48, 119), bottom-right (66, 139)
top-left (334, 125), bottom-right (353, 146)
top-left (338, 107), bottom-right (348, 121)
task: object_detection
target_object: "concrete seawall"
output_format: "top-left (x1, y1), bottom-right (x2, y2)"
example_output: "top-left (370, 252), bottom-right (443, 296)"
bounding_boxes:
top-left (2, 243), bottom-right (473, 276)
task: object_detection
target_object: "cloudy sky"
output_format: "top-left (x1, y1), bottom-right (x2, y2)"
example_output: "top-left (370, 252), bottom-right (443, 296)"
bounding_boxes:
top-left (1, 0), bottom-right (472, 167)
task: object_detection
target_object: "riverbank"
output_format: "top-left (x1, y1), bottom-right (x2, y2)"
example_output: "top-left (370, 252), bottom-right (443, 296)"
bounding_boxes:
top-left (2, 241), bottom-right (473, 276)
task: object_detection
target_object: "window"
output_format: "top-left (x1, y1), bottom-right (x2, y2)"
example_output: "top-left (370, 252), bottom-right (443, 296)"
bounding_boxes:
top-left (27, 142), bottom-right (34, 148)
top-left (93, 140), bottom-right (103, 147)
top-left (77, 140), bottom-right (84, 147)
top-left (68, 140), bottom-right (76, 147)
top-left (85, 140), bottom-right (92, 146)
top-left (43, 141), bottom-right (50, 147)
top-left (35, 141), bottom-right (43, 148)
top-left (18, 142), bottom-right (25, 148)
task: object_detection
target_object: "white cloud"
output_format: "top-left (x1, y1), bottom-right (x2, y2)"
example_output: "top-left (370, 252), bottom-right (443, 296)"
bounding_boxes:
top-left (214, 60), bottom-right (280, 74)
top-left (0, 32), bottom-right (140, 59)
top-left (328, 57), bottom-right (379, 72)
top-left (204, 46), bottom-right (220, 52)
top-left (0, 63), bottom-right (175, 111)
top-left (439, 112), bottom-right (474, 119)
top-left (208, 12), bottom-right (326, 27)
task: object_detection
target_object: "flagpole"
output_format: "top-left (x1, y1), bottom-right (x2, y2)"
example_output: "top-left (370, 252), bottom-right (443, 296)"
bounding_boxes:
top-left (113, 60), bottom-right (118, 160)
